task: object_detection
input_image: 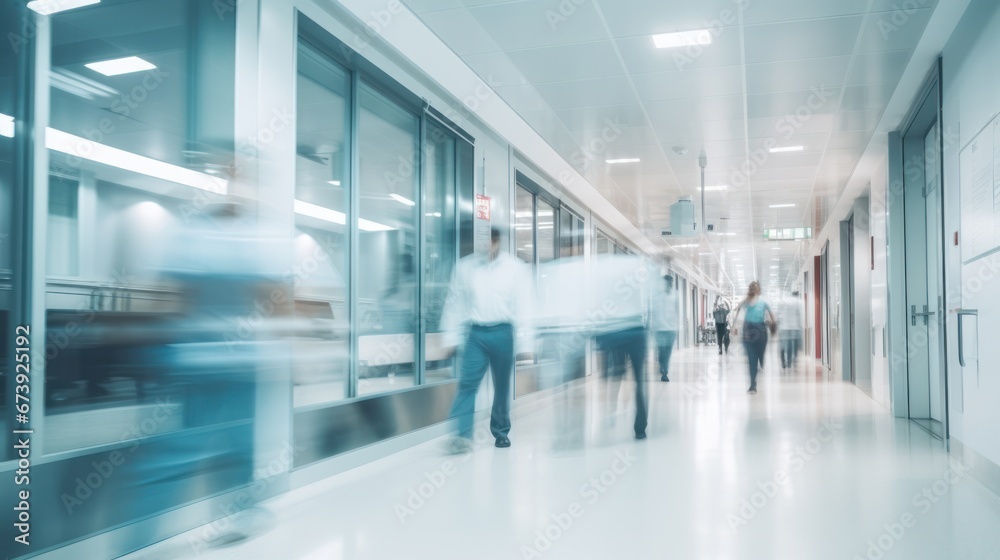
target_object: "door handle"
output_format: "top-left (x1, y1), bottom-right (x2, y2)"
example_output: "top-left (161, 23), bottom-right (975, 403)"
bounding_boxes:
top-left (911, 304), bottom-right (935, 326)
top-left (955, 309), bottom-right (978, 368)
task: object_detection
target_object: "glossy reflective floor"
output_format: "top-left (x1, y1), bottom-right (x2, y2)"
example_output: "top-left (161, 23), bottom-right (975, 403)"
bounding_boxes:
top-left (120, 344), bottom-right (1000, 560)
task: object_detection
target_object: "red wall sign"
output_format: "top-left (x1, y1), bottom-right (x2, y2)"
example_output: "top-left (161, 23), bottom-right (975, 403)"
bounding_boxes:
top-left (475, 194), bottom-right (491, 220)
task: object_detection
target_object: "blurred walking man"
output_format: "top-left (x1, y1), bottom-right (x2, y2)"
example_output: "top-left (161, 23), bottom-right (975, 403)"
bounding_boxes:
top-left (441, 227), bottom-right (533, 453)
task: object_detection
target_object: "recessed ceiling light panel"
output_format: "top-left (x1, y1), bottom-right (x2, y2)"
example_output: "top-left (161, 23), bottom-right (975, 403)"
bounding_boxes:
top-left (769, 146), bottom-right (804, 153)
top-left (653, 30), bottom-right (712, 49)
top-left (85, 56), bottom-right (156, 76)
top-left (606, 158), bottom-right (641, 164)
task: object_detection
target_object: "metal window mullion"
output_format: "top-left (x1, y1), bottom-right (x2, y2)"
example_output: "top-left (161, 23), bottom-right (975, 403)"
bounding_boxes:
top-left (348, 70), bottom-right (360, 399)
top-left (415, 111), bottom-right (426, 386)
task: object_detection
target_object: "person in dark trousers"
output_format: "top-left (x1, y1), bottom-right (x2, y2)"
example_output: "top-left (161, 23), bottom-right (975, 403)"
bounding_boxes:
top-left (731, 282), bottom-right (777, 394)
top-left (440, 227), bottom-right (533, 453)
top-left (652, 275), bottom-right (679, 382)
top-left (712, 297), bottom-right (731, 355)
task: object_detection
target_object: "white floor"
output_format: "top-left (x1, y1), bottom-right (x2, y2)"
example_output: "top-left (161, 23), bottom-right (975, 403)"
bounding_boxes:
top-left (120, 345), bottom-right (1000, 560)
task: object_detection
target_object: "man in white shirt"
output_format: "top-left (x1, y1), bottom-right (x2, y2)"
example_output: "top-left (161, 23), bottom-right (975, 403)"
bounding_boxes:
top-left (440, 227), bottom-right (533, 452)
top-left (652, 275), bottom-right (679, 382)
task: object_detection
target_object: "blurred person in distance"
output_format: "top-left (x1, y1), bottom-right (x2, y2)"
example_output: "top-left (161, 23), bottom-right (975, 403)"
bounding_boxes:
top-left (731, 281), bottom-right (777, 395)
top-left (778, 290), bottom-right (804, 369)
top-left (712, 296), bottom-right (732, 355)
top-left (440, 227), bottom-right (534, 453)
top-left (652, 274), bottom-right (679, 382)
top-left (589, 255), bottom-right (654, 440)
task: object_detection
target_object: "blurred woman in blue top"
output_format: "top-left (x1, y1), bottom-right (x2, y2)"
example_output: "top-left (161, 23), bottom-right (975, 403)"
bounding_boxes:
top-left (731, 281), bottom-right (777, 394)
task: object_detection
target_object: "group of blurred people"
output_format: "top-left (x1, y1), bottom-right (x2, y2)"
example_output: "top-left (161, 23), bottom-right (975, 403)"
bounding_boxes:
top-left (440, 229), bottom-right (807, 450)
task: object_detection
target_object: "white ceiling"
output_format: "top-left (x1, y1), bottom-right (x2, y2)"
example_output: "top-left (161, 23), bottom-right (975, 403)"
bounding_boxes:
top-left (402, 0), bottom-right (938, 293)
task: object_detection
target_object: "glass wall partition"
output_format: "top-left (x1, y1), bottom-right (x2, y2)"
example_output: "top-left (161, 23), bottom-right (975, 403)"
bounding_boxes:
top-left (293, 41), bottom-right (351, 407)
top-left (423, 119), bottom-right (461, 383)
top-left (293, 28), bottom-right (467, 403)
top-left (0, 1), bottom-right (15, 462)
top-left (43, 0), bottom-right (238, 454)
top-left (356, 82), bottom-right (420, 396)
top-left (559, 207), bottom-right (584, 258)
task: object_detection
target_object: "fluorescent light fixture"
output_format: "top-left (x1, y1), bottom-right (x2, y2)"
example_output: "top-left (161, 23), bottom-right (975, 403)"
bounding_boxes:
top-left (715, 232), bottom-right (737, 236)
top-left (46, 128), bottom-right (227, 193)
top-left (769, 146), bottom-right (804, 153)
top-left (674, 244), bottom-right (698, 248)
top-left (698, 185), bottom-right (728, 192)
top-left (27, 0), bottom-right (99, 15)
top-left (85, 56), bottom-right (156, 77)
top-left (294, 199), bottom-right (393, 231)
top-left (769, 204), bottom-right (796, 208)
top-left (389, 193), bottom-right (415, 206)
top-left (653, 29), bottom-right (712, 49)
top-left (605, 158), bottom-right (641, 164)
top-left (295, 199), bottom-right (345, 225)
top-left (0, 113), bottom-right (13, 138)
top-left (327, 180), bottom-right (341, 186)
top-left (771, 266), bottom-right (779, 269)
top-left (425, 212), bottom-right (442, 217)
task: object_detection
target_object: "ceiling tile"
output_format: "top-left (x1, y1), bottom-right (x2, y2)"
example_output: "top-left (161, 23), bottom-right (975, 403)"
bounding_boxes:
top-left (747, 114), bottom-right (836, 138)
top-left (645, 95), bottom-right (746, 124)
top-left (594, 0), bottom-right (739, 38)
top-left (533, 76), bottom-right (639, 110)
top-left (631, 66), bottom-right (745, 101)
top-left (467, 1), bottom-right (609, 51)
top-left (846, 50), bottom-right (912, 85)
top-left (745, 56), bottom-right (852, 94)
top-left (574, 125), bottom-right (661, 149)
top-left (654, 119), bottom-right (746, 144)
top-left (401, 0), bottom-right (464, 13)
top-left (747, 87), bottom-right (841, 119)
top-left (460, 51), bottom-right (529, 87)
top-left (833, 109), bottom-right (883, 132)
top-left (839, 82), bottom-right (898, 111)
top-left (742, 0), bottom-right (870, 25)
top-left (743, 16), bottom-right (865, 64)
top-left (554, 102), bottom-right (649, 133)
top-left (417, 9), bottom-right (501, 55)
top-left (505, 41), bottom-right (625, 83)
top-left (857, 8), bottom-right (934, 53)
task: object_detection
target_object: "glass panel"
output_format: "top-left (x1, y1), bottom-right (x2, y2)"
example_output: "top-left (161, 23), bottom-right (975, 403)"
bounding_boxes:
top-left (537, 199), bottom-right (556, 264)
top-left (43, 0), bottom-right (239, 453)
top-left (423, 121), bottom-right (459, 382)
top-left (516, 185), bottom-right (534, 264)
top-left (356, 82), bottom-right (419, 395)
top-left (293, 41), bottom-right (351, 406)
top-left (594, 231), bottom-right (611, 255)
top-left (0, 2), bottom-right (14, 460)
top-left (47, 175), bottom-right (79, 276)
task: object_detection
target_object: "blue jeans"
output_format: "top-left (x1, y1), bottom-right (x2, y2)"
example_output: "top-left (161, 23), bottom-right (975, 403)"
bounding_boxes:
top-left (656, 331), bottom-right (677, 375)
top-left (449, 324), bottom-right (514, 439)
top-left (742, 322), bottom-right (768, 389)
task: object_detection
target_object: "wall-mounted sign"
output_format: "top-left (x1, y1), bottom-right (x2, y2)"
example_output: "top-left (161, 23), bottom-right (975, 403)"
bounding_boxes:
top-left (764, 227), bottom-right (812, 240)
top-left (475, 194), bottom-right (491, 220)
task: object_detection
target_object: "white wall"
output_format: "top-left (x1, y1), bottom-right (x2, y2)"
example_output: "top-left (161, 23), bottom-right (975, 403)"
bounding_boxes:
top-left (941, 0), bottom-right (1000, 467)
